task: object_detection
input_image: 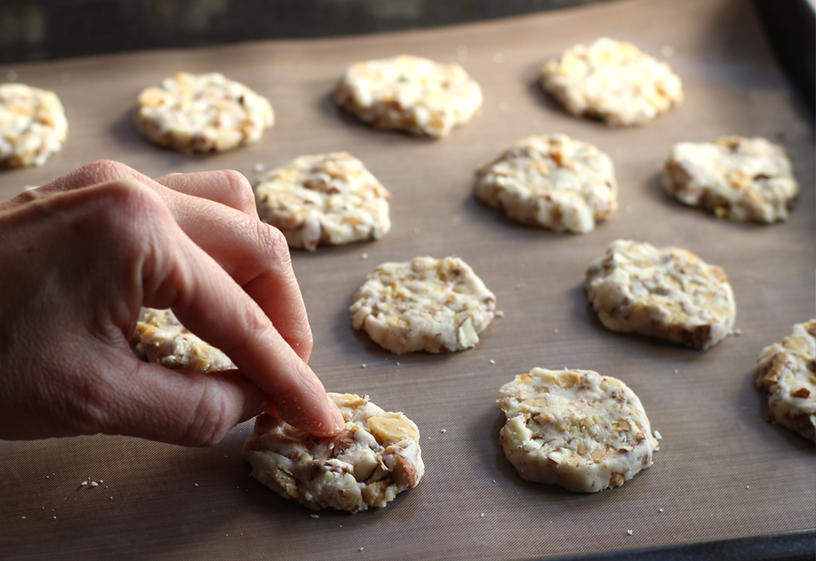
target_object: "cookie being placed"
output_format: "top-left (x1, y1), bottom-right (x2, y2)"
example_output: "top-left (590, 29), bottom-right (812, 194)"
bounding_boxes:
top-left (585, 240), bottom-right (735, 350)
top-left (334, 55), bottom-right (483, 138)
top-left (0, 83), bottom-right (68, 168)
top-left (663, 136), bottom-right (799, 223)
top-left (134, 72), bottom-right (274, 154)
top-left (755, 320), bottom-right (816, 443)
top-left (351, 256), bottom-right (496, 354)
top-left (244, 393), bottom-right (423, 513)
top-left (497, 368), bottom-right (659, 493)
top-left (474, 134), bottom-right (617, 233)
top-left (255, 152), bottom-right (391, 250)
top-left (130, 307), bottom-right (234, 372)
top-left (540, 37), bottom-right (682, 127)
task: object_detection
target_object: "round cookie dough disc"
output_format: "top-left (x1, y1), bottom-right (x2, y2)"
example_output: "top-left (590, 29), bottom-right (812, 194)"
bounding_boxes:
top-left (134, 72), bottom-right (274, 153)
top-left (663, 136), bottom-right (799, 223)
top-left (585, 240), bottom-right (736, 350)
top-left (350, 256), bottom-right (496, 354)
top-left (540, 37), bottom-right (682, 127)
top-left (475, 134), bottom-right (617, 233)
top-left (497, 368), bottom-right (659, 493)
top-left (755, 320), bottom-right (816, 442)
top-left (334, 55), bottom-right (483, 138)
top-left (130, 307), bottom-right (234, 372)
top-left (244, 393), bottom-right (424, 513)
top-left (255, 152), bottom-right (391, 250)
top-left (0, 83), bottom-right (68, 168)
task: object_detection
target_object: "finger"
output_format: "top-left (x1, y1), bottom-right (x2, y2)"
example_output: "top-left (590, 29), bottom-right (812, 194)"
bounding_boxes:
top-left (130, 182), bottom-right (342, 436)
top-left (155, 170), bottom-right (259, 218)
top-left (102, 357), bottom-right (273, 446)
top-left (155, 188), bottom-right (313, 361)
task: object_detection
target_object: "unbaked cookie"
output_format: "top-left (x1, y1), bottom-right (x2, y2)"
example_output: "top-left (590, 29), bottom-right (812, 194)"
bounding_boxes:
top-left (255, 152), bottom-right (391, 250)
top-left (497, 368), bottom-right (658, 493)
top-left (0, 83), bottom-right (68, 168)
top-left (755, 320), bottom-right (816, 443)
top-left (351, 256), bottom-right (496, 354)
top-left (334, 55), bottom-right (483, 138)
top-left (130, 307), bottom-right (234, 372)
top-left (134, 72), bottom-right (274, 153)
top-left (540, 37), bottom-right (682, 127)
top-left (474, 134), bottom-right (617, 233)
top-left (663, 136), bottom-right (799, 223)
top-left (244, 393), bottom-right (423, 513)
top-left (585, 240), bottom-right (735, 350)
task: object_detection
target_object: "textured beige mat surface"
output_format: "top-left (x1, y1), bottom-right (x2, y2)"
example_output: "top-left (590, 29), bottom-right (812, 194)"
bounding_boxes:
top-left (1, 0), bottom-right (813, 559)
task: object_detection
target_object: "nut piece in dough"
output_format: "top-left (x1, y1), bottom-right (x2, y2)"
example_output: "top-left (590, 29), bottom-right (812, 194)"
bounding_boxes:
top-left (540, 38), bottom-right (682, 127)
top-left (134, 72), bottom-right (274, 154)
top-left (244, 393), bottom-right (424, 513)
top-left (334, 55), bottom-right (483, 138)
top-left (475, 134), bottom-right (617, 233)
top-left (255, 152), bottom-right (391, 250)
top-left (755, 320), bottom-right (816, 443)
top-left (662, 136), bottom-right (799, 223)
top-left (585, 240), bottom-right (735, 350)
top-left (0, 83), bottom-right (68, 168)
top-left (497, 368), bottom-right (659, 493)
top-left (130, 307), bottom-right (234, 372)
top-left (350, 256), bottom-right (496, 354)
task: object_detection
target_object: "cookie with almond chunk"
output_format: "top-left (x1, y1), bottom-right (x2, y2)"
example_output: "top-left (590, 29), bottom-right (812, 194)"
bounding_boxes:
top-left (585, 240), bottom-right (736, 350)
top-left (755, 320), bottom-right (816, 443)
top-left (497, 368), bottom-right (658, 493)
top-left (244, 393), bottom-right (423, 513)
top-left (350, 256), bottom-right (496, 354)
top-left (254, 152), bottom-right (391, 250)
top-left (0, 83), bottom-right (67, 168)
top-left (662, 136), bottom-right (798, 223)
top-left (134, 72), bottom-right (274, 153)
top-left (474, 133), bottom-right (617, 233)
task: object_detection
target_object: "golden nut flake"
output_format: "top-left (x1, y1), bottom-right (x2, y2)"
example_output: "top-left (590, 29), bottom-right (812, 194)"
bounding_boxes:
top-left (585, 240), bottom-right (736, 350)
top-left (475, 134), bottom-right (618, 234)
top-left (541, 37), bottom-right (682, 127)
top-left (255, 152), bottom-right (391, 250)
top-left (497, 368), bottom-right (658, 493)
top-left (334, 55), bottom-right (483, 138)
top-left (0, 83), bottom-right (68, 168)
top-left (663, 136), bottom-right (799, 223)
top-left (350, 256), bottom-right (496, 354)
top-left (134, 72), bottom-right (274, 154)
top-left (244, 393), bottom-right (423, 513)
top-left (755, 320), bottom-right (816, 443)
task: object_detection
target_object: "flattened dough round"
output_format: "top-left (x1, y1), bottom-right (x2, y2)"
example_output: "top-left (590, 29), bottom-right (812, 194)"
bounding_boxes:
top-left (585, 240), bottom-right (735, 350)
top-left (350, 256), bottom-right (496, 354)
top-left (244, 393), bottom-right (424, 513)
top-left (497, 368), bottom-right (659, 493)
top-left (134, 72), bottom-right (274, 153)
top-left (540, 37), bottom-right (682, 127)
top-left (474, 134), bottom-right (617, 233)
top-left (255, 152), bottom-right (391, 250)
top-left (663, 136), bottom-right (799, 223)
top-left (334, 55), bottom-right (483, 138)
top-left (130, 307), bottom-right (234, 372)
top-left (0, 83), bottom-right (67, 168)
top-left (755, 320), bottom-right (816, 443)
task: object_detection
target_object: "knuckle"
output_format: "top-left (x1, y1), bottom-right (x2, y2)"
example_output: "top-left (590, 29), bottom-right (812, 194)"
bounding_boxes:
top-left (182, 382), bottom-right (234, 447)
top-left (75, 160), bottom-right (137, 186)
top-left (254, 222), bottom-right (291, 267)
top-left (217, 169), bottom-right (255, 210)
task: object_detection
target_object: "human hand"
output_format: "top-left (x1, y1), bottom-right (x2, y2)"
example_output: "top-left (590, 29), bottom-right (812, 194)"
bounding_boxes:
top-left (0, 160), bottom-right (344, 446)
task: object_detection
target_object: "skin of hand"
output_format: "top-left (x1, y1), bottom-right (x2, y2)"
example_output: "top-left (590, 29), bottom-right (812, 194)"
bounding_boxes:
top-left (0, 160), bottom-right (344, 446)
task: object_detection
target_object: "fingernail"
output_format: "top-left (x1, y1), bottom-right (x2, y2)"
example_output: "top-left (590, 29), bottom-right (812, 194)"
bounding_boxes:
top-left (328, 395), bottom-right (345, 431)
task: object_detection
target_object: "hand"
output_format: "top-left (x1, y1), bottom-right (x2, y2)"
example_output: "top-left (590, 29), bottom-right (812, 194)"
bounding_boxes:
top-left (0, 160), bottom-right (343, 446)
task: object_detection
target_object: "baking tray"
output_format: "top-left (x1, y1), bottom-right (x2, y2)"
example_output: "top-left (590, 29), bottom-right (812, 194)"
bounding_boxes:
top-left (0, 0), bottom-right (813, 559)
